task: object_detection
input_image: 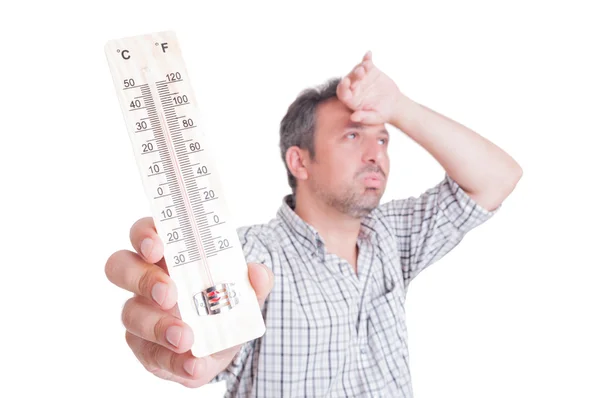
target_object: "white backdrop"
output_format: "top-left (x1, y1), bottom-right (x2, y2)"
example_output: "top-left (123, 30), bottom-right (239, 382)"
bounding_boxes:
top-left (1, 1), bottom-right (598, 397)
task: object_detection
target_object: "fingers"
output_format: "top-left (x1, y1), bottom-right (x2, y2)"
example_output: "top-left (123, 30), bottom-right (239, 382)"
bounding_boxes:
top-left (351, 109), bottom-right (379, 124)
top-left (122, 295), bottom-right (194, 353)
top-left (347, 51), bottom-right (375, 90)
top-left (105, 249), bottom-right (178, 310)
top-left (337, 76), bottom-right (353, 103)
top-left (351, 110), bottom-right (363, 122)
top-left (126, 331), bottom-right (244, 387)
top-left (130, 217), bottom-right (164, 265)
top-left (247, 262), bottom-right (274, 306)
top-left (338, 52), bottom-right (374, 106)
top-left (361, 50), bottom-right (374, 72)
top-left (350, 65), bottom-right (366, 90)
top-left (126, 331), bottom-right (213, 386)
top-left (344, 63), bottom-right (362, 91)
top-left (351, 110), bottom-right (368, 123)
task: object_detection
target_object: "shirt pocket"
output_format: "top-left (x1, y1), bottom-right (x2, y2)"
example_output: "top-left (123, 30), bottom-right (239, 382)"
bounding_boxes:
top-left (366, 283), bottom-right (408, 354)
top-left (367, 283), bottom-right (404, 331)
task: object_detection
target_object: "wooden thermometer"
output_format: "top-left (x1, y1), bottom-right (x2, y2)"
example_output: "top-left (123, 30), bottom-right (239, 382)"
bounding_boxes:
top-left (104, 31), bottom-right (265, 357)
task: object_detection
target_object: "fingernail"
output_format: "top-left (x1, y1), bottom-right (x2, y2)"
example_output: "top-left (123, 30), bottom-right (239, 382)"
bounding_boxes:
top-left (151, 282), bottom-right (168, 306)
top-left (166, 326), bottom-right (182, 347)
top-left (141, 238), bottom-right (153, 259)
top-left (183, 358), bottom-right (196, 376)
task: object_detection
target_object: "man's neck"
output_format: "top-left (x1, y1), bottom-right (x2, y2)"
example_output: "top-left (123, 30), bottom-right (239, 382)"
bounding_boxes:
top-left (293, 190), bottom-right (361, 271)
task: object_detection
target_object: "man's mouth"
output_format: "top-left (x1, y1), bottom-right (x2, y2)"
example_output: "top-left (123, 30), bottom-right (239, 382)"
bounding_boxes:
top-left (362, 172), bottom-right (384, 188)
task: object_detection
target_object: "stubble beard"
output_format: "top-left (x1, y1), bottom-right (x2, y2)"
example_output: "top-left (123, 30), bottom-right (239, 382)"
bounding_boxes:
top-left (311, 179), bottom-right (383, 219)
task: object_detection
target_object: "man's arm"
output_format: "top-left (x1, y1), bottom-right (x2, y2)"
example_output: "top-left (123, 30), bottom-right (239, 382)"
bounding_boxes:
top-left (339, 51), bottom-right (520, 285)
top-left (336, 50), bottom-right (522, 209)
top-left (389, 97), bottom-right (523, 211)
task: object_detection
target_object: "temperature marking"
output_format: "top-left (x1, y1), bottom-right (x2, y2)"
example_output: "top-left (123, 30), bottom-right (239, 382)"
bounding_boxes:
top-left (105, 30), bottom-right (266, 357)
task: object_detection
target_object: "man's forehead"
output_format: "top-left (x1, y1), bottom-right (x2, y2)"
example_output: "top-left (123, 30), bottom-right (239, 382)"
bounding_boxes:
top-left (319, 97), bottom-right (352, 119)
top-left (343, 121), bottom-right (389, 135)
top-left (317, 99), bottom-right (388, 135)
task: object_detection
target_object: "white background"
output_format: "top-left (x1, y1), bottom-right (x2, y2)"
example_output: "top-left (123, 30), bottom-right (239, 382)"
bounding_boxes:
top-left (1, 0), bottom-right (598, 397)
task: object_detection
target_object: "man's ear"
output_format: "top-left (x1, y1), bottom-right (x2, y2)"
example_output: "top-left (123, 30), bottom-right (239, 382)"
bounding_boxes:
top-left (285, 146), bottom-right (310, 182)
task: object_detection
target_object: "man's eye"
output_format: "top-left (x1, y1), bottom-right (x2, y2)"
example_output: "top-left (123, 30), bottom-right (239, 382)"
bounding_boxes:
top-left (378, 138), bottom-right (387, 145)
top-left (347, 133), bottom-right (357, 139)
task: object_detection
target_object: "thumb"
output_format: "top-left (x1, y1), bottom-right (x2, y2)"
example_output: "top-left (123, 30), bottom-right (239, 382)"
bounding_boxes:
top-left (350, 109), bottom-right (379, 124)
top-left (247, 262), bottom-right (274, 306)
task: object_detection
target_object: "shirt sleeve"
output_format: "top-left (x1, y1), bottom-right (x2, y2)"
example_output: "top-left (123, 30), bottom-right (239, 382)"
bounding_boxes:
top-left (206, 225), bottom-right (270, 389)
top-left (376, 173), bottom-right (501, 287)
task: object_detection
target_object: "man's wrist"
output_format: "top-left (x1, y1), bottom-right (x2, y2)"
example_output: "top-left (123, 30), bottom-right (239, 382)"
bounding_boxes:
top-left (389, 95), bottom-right (421, 132)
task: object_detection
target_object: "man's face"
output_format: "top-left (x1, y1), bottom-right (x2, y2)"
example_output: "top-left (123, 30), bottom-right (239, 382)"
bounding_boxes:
top-left (306, 97), bottom-right (390, 218)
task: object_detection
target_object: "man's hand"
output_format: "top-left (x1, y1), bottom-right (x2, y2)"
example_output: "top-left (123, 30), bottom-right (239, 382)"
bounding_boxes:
top-left (336, 50), bottom-right (411, 125)
top-left (105, 217), bottom-right (274, 388)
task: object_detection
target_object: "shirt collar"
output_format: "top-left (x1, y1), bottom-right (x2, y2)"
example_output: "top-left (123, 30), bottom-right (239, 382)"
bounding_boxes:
top-left (276, 194), bottom-right (378, 259)
top-left (277, 194), bottom-right (325, 258)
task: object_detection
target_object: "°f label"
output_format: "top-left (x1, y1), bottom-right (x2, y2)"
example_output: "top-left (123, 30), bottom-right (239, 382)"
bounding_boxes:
top-left (105, 31), bottom-right (265, 357)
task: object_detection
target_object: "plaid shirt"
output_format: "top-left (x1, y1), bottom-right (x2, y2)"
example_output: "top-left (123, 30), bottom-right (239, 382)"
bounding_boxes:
top-left (211, 173), bottom-right (500, 397)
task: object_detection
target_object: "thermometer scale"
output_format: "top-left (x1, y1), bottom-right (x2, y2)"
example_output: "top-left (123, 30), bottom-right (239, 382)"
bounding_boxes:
top-left (104, 31), bottom-right (265, 358)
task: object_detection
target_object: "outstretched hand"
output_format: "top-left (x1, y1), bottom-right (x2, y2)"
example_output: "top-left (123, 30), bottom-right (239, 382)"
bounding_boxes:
top-left (105, 217), bottom-right (275, 388)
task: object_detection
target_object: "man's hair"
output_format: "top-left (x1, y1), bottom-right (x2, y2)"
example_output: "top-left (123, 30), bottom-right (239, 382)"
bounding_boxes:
top-left (279, 77), bottom-right (341, 195)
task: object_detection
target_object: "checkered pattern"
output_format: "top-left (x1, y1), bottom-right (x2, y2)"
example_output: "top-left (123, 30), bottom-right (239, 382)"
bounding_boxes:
top-left (210, 173), bottom-right (500, 397)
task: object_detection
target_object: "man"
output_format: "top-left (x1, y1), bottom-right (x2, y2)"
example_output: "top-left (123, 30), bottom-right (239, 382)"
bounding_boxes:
top-left (105, 51), bottom-right (522, 397)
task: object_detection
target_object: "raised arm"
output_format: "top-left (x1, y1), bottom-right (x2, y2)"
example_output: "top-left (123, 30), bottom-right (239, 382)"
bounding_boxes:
top-left (389, 99), bottom-right (522, 211)
top-left (336, 50), bottom-right (522, 211)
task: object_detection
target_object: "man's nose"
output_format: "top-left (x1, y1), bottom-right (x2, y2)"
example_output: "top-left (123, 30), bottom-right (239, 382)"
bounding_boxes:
top-left (362, 138), bottom-right (385, 164)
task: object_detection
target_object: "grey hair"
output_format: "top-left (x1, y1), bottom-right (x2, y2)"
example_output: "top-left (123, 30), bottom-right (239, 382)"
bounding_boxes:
top-left (279, 76), bottom-right (341, 196)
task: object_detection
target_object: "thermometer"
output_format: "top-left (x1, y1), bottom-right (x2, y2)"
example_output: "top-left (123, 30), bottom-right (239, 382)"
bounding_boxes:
top-left (104, 31), bottom-right (265, 358)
